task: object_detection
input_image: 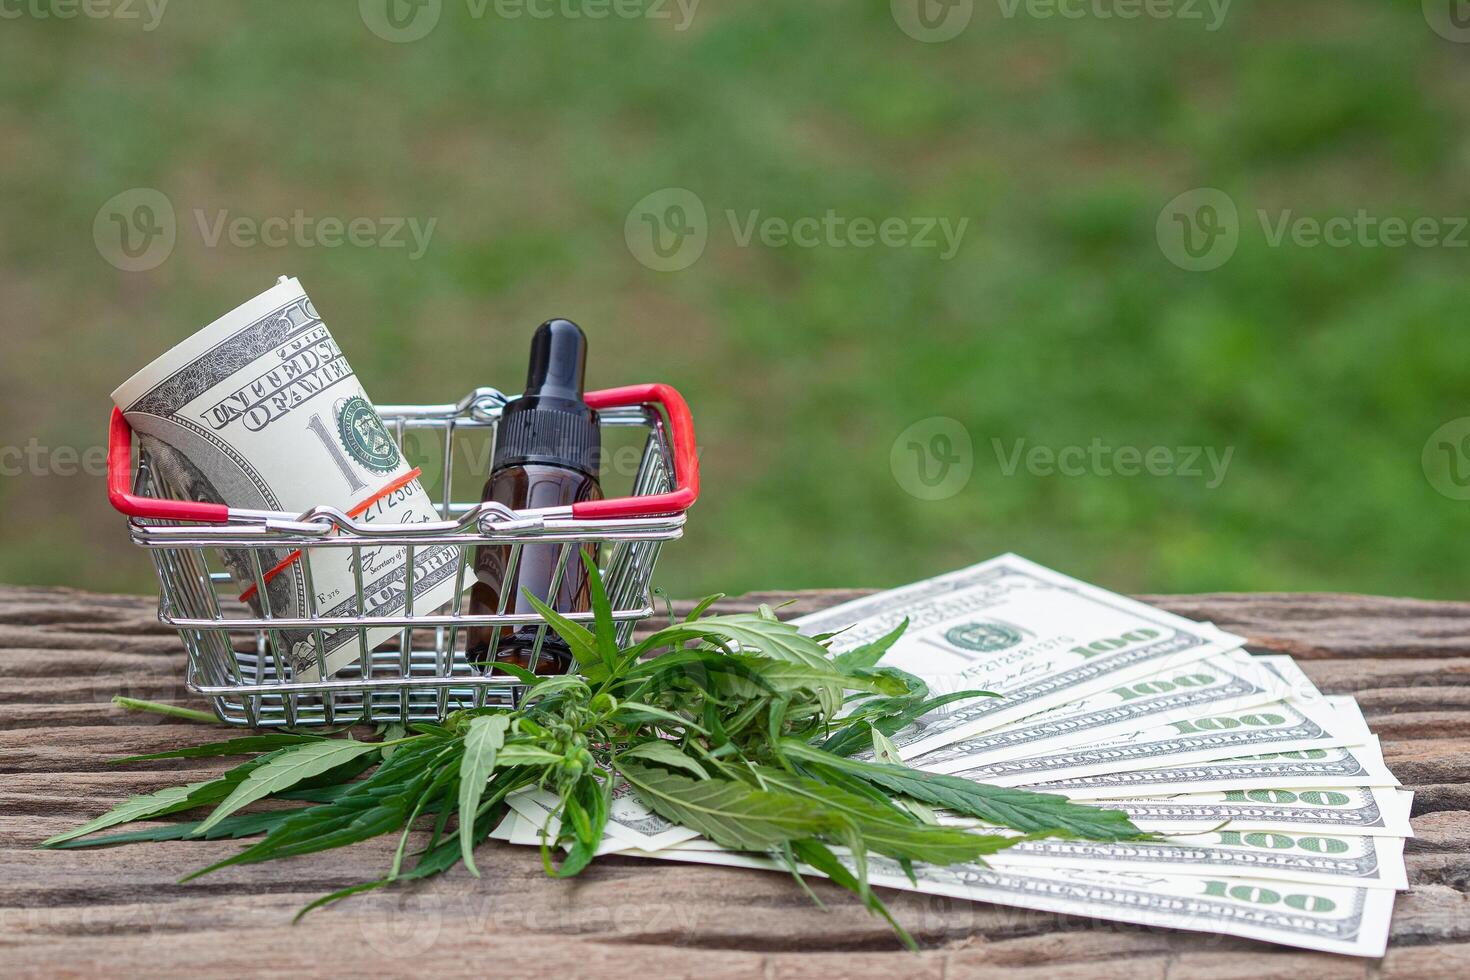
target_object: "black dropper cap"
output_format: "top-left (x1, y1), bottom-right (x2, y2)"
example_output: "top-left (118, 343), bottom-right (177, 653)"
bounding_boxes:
top-left (491, 319), bottom-right (601, 478)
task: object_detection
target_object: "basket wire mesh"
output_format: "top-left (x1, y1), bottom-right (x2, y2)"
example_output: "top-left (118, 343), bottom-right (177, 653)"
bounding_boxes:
top-left (124, 387), bottom-right (687, 728)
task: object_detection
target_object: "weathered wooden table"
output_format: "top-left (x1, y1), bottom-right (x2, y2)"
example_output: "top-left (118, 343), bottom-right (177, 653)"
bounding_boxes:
top-left (2, 585), bottom-right (1467, 978)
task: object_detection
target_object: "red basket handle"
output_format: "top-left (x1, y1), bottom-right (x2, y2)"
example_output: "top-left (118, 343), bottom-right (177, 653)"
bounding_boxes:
top-left (578, 383), bottom-right (700, 519)
top-left (107, 383), bottom-right (699, 524)
top-left (108, 407), bottom-right (230, 522)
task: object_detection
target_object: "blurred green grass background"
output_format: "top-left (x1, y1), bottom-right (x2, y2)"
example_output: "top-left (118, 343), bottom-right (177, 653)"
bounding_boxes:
top-left (1, 0), bottom-right (1468, 599)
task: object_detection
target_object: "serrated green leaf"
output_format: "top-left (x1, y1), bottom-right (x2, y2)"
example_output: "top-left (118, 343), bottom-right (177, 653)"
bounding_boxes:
top-left (110, 733), bottom-right (323, 763)
top-left (544, 773), bottom-right (609, 878)
top-left (192, 740), bottom-right (383, 836)
top-left (607, 701), bottom-right (709, 735)
top-left (479, 660), bottom-right (542, 686)
top-left (714, 657), bottom-right (904, 699)
top-left (49, 807), bottom-right (308, 848)
top-left (522, 674), bottom-right (592, 703)
top-left (580, 549), bottom-right (619, 672)
top-left (409, 722), bottom-right (456, 739)
top-left (619, 740), bottom-right (708, 780)
top-left (831, 619), bottom-right (908, 673)
top-left (186, 797), bottom-right (409, 881)
top-left (458, 713), bottom-right (510, 877)
top-left (820, 687), bottom-right (997, 757)
top-left (617, 761), bottom-right (841, 851)
top-left (44, 780), bottom-right (220, 846)
top-left (783, 741), bottom-right (1144, 839)
top-left (793, 839), bottom-right (915, 951)
top-left (684, 593), bottom-right (725, 622)
top-left (44, 752), bottom-right (285, 845)
top-left (756, 767), bottom-right (1020, 865)
top-left (870, 727), bottom-right (903, 766)
top-left (519, 587), bottom-right (600, 668)
top-left (495, 744), bottom-right (564, 766)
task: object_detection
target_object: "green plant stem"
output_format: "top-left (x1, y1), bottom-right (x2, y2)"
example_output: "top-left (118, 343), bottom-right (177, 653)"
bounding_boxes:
top-left (111, 696), bottom-right (217, 725)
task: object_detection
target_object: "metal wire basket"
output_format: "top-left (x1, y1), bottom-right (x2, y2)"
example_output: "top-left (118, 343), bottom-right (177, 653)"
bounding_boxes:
top-left (106, 383), bottom-right (699, 728)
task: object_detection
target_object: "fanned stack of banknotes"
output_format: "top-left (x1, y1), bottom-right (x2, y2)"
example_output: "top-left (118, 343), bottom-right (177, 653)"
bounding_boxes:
top-left (492, 555), bottom-right (1407, 957)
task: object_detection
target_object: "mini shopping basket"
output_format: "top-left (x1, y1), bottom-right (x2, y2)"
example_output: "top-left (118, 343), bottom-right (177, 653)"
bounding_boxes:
top-left (107, 383), bottom-right (698, 728)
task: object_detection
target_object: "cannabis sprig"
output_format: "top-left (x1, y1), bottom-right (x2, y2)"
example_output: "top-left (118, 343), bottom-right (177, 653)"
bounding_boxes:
top-left (45, 555), bottom-right (1146, 946)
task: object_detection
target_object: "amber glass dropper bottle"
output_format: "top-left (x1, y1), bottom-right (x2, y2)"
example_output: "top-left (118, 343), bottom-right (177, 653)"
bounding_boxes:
top-left (466, 319), bottom-right (603, 673)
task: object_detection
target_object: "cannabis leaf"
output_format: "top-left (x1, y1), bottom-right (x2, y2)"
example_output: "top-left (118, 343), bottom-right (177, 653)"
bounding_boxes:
top-left (192, 739), bottom-right (383, 835)
top-left (458, 713), bottom-right (510, 876)
top-left (49, 562), bottom-right (1146, 948)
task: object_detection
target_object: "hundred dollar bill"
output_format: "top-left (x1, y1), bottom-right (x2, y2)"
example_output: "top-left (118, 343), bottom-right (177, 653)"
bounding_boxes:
top-left (942, 695), bottom-right (1357, 787)
top-left (501, 803), bottom-right (634, 856)
top-left (792, 555), bottom-right (1246, 759)
top-left (656, 816), bottom-right (1409, 890)
top-left (487, 809), bottom-right (519, 842)
top-left (874, 861), bottom-right (1395, 957)
top-left (1255, 654), bottom-right (1327, 702)
top-left (986, 829), bottom-right (1407, 891)
top-left (112, 277), bottom-right (460, 682)
top-left (907, 650), bottom-right (1290, 773)
top-left (621, 848), bottom-right (1394, 957)
top-left (1029, 738), bottom-right (1399, 799)
top-left (1076, 786), bottom-right (1413, 838)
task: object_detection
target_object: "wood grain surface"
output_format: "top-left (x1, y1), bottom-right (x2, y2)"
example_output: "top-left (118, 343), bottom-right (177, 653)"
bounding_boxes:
top-left (1, 585), bottom-right (1467, 979)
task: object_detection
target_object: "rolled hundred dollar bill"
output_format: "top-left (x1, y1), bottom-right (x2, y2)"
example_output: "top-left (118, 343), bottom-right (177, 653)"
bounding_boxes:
top-left (111, 276), bottom-right (460, 682)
